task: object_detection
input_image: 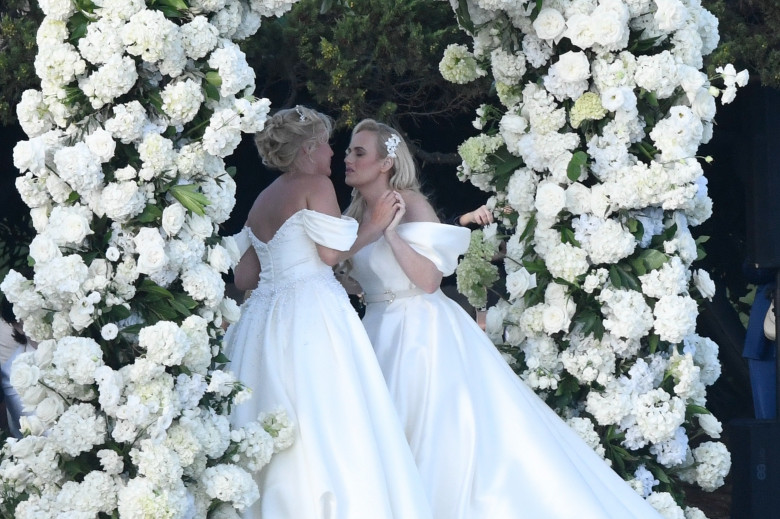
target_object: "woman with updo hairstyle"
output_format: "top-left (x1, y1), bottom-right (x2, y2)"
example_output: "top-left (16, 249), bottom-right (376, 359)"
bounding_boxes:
top-left (343, 119), bottom-right (665, 519)
top-left (224, 107), bottom-right (433, 519)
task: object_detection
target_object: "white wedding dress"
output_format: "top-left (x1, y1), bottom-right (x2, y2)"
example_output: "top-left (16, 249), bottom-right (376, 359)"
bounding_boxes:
top-left (224, 209), bottom-right (432, 519)
top-left (349, 222), bottom-right (663, 519)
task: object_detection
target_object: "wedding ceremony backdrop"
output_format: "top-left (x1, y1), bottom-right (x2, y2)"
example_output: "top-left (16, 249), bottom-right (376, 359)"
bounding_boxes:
top-left (0, 0), bottom-right (772, 517)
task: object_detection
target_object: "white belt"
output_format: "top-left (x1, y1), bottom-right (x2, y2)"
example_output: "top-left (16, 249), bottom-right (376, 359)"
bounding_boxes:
top-left (361, 287), bottom-right (426, 304)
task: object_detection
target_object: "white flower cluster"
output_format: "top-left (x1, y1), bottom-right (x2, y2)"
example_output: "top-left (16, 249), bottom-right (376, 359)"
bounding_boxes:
top-left (446, 0), bottom-right (740, 511)
top-left (2, 0), bottom-right (299, 516)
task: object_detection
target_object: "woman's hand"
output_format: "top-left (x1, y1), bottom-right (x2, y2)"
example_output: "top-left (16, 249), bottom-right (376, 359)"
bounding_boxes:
top-left (385, 191), bottom-right (406, 236)
top-left (364, 190), bottom-right (399, 239)
top-left (459, 205), bottom-right (493, 226)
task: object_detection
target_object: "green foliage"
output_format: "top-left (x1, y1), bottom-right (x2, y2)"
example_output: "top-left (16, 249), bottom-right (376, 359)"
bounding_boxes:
top-left (708, 0), bottom-right (780, 87)
top-left (0, 2), bottom-right (43, 126)
top-left (245, 0), bottom-right (489, 129)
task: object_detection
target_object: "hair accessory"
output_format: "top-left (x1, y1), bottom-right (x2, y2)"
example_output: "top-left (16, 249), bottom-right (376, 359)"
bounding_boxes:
top-left (295, 106), bottom-right (305, 122)
top-left (385, 134), bottom-right (401, 158)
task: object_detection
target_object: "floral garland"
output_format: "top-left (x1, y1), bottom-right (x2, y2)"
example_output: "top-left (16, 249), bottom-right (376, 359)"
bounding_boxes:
top-left (0, 0), bottom-right (299, 516)
top-left (443, 0), bottom-right (746, 516)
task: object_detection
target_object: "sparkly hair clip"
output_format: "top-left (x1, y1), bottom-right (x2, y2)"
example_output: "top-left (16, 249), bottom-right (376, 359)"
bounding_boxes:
top-left (295, 106), bottom-right (305, 121)
top-left (385, 134), bottom-right (401, 158)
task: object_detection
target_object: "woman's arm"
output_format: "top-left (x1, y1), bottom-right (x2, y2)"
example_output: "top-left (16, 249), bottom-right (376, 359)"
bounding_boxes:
top-left (233, 247), bottom-right (261, 292)
top-left (383, 191), bottom-right (443, 293)
top-left (307, 176), bottom-right (399, 265)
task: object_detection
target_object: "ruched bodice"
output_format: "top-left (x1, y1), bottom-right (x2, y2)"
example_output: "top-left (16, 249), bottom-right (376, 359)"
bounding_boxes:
top-left (247, 209), bottom-right (358, 290)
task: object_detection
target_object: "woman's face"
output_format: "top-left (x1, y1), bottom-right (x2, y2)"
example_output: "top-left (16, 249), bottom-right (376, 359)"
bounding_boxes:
top-left (309, 135), bottom-right (334, 176)
top-left (344, 131), bottom-right (389, 189)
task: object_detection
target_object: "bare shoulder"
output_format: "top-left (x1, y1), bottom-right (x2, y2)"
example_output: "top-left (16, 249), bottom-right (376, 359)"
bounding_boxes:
top-left (400, 190), bottom-right (439, 223)
top-left (301, 174), bottom-right (340, 217)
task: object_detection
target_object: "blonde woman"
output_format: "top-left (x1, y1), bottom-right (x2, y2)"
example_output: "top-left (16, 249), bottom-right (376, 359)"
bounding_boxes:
top-left (343, 119), bottom-right (664, 519)
top-left (224, 108), bottom-right (432, 519)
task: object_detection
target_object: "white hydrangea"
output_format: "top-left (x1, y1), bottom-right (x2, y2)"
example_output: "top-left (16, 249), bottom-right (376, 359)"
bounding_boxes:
top-left (653, 294), bottom-right (698, 343)
top-left (161, 78), bottom-right (205, 126)
top-left (439, 43), bottom-right (486, 84)
top-left (181, 16), bottom-right (220, 59)
top-left (634, 389), bottom-right (686, 444)
top-left (105, 101), bottom-right (149, 144)
top-left (208, 40), bottom-right (256, 97)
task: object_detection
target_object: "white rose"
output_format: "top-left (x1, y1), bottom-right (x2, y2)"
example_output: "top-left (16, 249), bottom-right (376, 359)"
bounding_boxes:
top-left (654, 0), bottom-right (689, 32)
top-left (106, 246), bottom-right (121, 262)
top-left (115, 165), bottom-right (137, 181)
top-left (209, 245), bottom-right (232, 274)
top-left (9, 360), bottom-right (40, 390)
top-left (555, 51), bottom-right (590, 83)
top-left (565, 183), bottom-right (592, 215)
top-left (21, 385), bottom-right (48, 407)
top-left (162, 203), bottom-right (186, 236)
top-left (85, 128), bottom-right (116, 163)
top-left (693, 269), bottom-right (716, 300)
top-left (219, 297), bottom-right (241, 324)
top-left (101, 323), bottom-right (119, 340)
top-left (19, 415), bottom-right (46, 436)
top-left (542, 304), bottom-right (568, 334)
top-left (534, 182), bottom-right (566, 218)
top-left (29, 234), bottom-right (61, 264)
top-left (506, 268), bottom-right (537, 301)
top-left (30, 206), bottom-right (50, 232)
top-left (533, 8), bottom-right (566, 41)
top-left (221, 235), bottom-right (242, 265)
top-left (36, 395), bottom-right (66, 424)
top-left (134, 227), bottom-right (168, 275)
top-left (697, 413), bottom-right (722, 438)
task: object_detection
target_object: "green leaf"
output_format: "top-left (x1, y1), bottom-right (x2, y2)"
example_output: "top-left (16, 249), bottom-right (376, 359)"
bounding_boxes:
top-left (170, 184), bottom-right (211, 216)
top-left (567, 151), bottom-right (588, 181)
top-left (560, 227), bottom-right (580, 246)
top-left (67, 12), bottom-right (90, 44)
top-left (638, 249), bottom-right (668, 271)
top-left (226, 166), bottom-right (237, 178)
top-left (138, 280), bottom-right (175, 300)
top-left (213, 352), bottom-right (230, 364)
top-left (687, 404), bottom-right (711, 418)
top-left (647, 333), bottom-right (660, 354)
top-left (161, 0), bottom-right (189, 10)
top-left (135, 204), bottom-right (163, 224)
top-left (609, 265), bottom-right (623, 288)
top-left (455, 0), bottom-right (475, 33)
top-left (206, 70), bottom-right (222, 88)
top-left (148, 91), bottom-right (164, 112)
top-left (204, 82), bottom-right (220, 101)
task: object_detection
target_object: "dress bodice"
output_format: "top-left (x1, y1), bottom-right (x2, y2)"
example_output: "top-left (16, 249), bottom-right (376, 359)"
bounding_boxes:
top-left (350, 222), bottom-right (470, 295)
top-left (244, 209), bottom-right (358, 290)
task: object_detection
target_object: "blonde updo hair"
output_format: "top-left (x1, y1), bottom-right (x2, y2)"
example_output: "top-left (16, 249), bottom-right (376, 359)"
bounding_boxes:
top-left (253, 106), bottom-right (334, 172)
top-left (344, 119), bottom-right (422, 222)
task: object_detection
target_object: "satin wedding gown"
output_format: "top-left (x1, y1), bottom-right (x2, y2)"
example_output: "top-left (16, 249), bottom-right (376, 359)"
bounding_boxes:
top-left (350, 222), bottom-right (663, 519)
top-left (224, 209), bottom-right (432, 519)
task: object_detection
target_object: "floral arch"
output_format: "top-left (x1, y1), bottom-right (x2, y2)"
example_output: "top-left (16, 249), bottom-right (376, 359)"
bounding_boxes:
top-left (0, 0), bottom-right (746, 517)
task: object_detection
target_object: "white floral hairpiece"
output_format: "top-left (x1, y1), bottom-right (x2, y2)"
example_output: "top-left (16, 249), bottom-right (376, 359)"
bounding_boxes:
top-left (385, 134), bottom-right (401, 158)
top-left (295, 106), bottom-right (305, 121)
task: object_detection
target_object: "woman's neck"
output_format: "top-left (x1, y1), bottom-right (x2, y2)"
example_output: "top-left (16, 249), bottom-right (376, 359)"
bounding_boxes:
top-left (360, 181), bottom-right (392, 210)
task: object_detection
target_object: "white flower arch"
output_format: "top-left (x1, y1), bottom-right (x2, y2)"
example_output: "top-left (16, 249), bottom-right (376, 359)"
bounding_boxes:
top-left (0, 0), bottom-right (746, 516)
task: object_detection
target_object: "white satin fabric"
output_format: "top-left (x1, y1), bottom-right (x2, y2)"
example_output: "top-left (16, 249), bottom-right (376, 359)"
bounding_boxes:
top-left (224, 209), bottom-right (432, 519)
top-left (350, 222), bottom-right (663, 519)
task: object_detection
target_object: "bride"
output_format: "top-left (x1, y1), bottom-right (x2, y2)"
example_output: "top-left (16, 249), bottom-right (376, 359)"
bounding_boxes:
top-left (224, 107), bottom-right (432, 519)
top-left (342, 119), bottom-right (664, 519)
